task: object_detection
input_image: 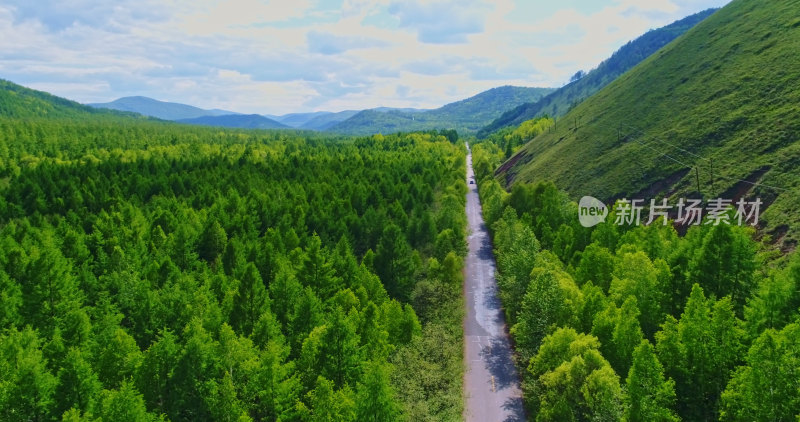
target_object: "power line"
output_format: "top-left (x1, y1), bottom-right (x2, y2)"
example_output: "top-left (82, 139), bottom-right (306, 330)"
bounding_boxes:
top-left (564, 114), bottom-right (790, 193)
top-left (615, 122), bottom-right (789, 192)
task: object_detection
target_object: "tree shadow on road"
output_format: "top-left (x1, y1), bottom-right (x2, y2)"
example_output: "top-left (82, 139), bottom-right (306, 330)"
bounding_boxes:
top-left (476, 337), bottom-right (527, 421)
top-left (502, 396), bottom-right (527, 422)
top-left (481, 336), bottom-right (521, 390)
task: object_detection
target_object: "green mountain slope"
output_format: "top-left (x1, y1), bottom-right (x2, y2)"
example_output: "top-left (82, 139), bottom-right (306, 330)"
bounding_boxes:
top-left (477, 8), bottom-right (717, 138)
top-left (176, 113), bottom-right (289, 129)
top-left (329, 86), bottom-right (554, 135)
top-left (0, 79), bottom-right (120, 119)
top-left (89, 96), bottom-right (237, 120)
top-left (498, 0), bottom-right (800, 249)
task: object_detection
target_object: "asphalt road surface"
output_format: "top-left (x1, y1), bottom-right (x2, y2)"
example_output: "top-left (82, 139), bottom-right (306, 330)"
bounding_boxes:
top-left (463, 144), bottom-right (526, 422)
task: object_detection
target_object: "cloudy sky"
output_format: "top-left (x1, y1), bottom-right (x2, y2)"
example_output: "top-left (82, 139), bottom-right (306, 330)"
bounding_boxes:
top-left (0, 0), bottom-right (730, 115)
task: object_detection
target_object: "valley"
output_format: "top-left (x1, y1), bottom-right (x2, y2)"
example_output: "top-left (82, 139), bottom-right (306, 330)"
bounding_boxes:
top-left (3, 0), bottom-right (800, 420)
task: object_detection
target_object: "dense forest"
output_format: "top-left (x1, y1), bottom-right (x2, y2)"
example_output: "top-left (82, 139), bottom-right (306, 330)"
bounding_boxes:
top-left (5, 0), bottom-right (799, 420)
top-left (472, 140), bottom-right (800, 421)
top-left (0, 114), bottom-right (467, 421)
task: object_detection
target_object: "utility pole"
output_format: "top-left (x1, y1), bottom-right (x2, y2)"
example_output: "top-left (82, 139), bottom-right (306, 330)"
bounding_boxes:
top-left (695, 167), bottom-right (701, 194)
top-left (709, 161), bottom-right (714, 192)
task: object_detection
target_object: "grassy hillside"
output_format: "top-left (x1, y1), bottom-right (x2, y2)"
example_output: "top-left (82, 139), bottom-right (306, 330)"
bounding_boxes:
top-left (477, 9), bottom-right (717, 138)
top-left (498, 0), bottom-right (800, 250)
top-left (329, 86), bottom-right (554, 135)
top-left (177, 113), bottom-right (290, 129)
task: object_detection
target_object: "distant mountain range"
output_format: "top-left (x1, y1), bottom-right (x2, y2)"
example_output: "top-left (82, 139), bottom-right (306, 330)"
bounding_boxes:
top-left (299, 110), bottom-right (361, 130)
top-left (86, 97), bottom-right (424, 131)
top-left (85, 87), bottom-right (555, 134)
top-left (476, 8), bottom-right (717, 137)
top-left (328, 86), bottom-right (555, 135)
top-left (272, 111), bottom-right (335, 128)
top-left (88, 96), bottom-right (238, 121)
top-left (177, 114), bottom-right (289, 129)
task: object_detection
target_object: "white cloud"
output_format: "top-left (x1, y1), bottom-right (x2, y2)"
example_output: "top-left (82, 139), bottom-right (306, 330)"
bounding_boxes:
top-left (387, 0), bottom-right (492, 43)
top-left (0, 0), bottom-right (731, 114)
top-left (179, 0), bottom-right (315, 34)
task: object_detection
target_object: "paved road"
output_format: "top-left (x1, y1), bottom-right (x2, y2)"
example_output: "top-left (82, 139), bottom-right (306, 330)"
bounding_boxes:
top-left (463, 144), bottom-right (526, 422)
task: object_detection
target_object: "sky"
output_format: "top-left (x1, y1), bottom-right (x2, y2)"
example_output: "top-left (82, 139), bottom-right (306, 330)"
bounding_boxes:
top-left (0, 0), bottom-right (730, 115)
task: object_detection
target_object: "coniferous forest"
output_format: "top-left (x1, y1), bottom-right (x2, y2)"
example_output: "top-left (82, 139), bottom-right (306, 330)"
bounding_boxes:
top-left (472, 139), bottom-right (800, 421)
top-left (0, 115), bottom-right (467, 421)
top-left (4, 0), bottom-right (800, 419)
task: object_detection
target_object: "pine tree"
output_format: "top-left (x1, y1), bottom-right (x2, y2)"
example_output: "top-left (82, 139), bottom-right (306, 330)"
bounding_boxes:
top-left (268, 262), bottom-right (303, 328)
top-left (222, 237), bottom-right (246, 277)
top-left (512, 270), bottom-right (568, 363)
top-left (610, 296), bottom-right (644, 376)
top-left (625, 340), bottom-right (679, 422)
top-left (290, 287), bottom-right (324, 356)
top-left (689, 224), bottom-right (756, 313)
top-left (658, 284), bottom-right (743, 421)
top-left (170, 319), bottom-right (219, 420)
top-left (135, 329), bottom-right (180, 414)
top-left (206, 371), bottom-right (249, 422)
top-left (198, 219), bottom-right (227, 264)
top-left (232, 262), bottom-right (269, 335)
top-left (321, 307), bottom-right (361, 388)
top-left (55, 348), bottom-right (102, 417)
top-left (675, 284), bottom-right (713, 420)
top-left (374, 224), bottom-right (415, 302)
top-left (359, 302), bottom-right (391, 361)
top-left (356, 361), bottom-right (400, 422)
top-left (574, 243), bottom-right (614, 291)
top-left (743, 259), bottom-right (800, 337)
top-left (414, 210), bottom-right (437, 249)
top-left (299, 376), bottom-right (356, 422)
top-left (708, 297), bottom-right (743, 400)
top-left (493, 214), bottom-right (539, 325)
top-left (24, 242), bottom-right (81, 331)
top-left (381, 300), bottom-right (420, 346)
top-left (0, 327), bottom-right (57, 421)
top-left (97, 381), bottom-right (162, 422)
top-left (609, 251), bottom-right (665, 337)
top-left (578, 281), bottom-right (608, 334)
top-left (719, 323), bottom-right (800, 421)
top-left (440, 252), bottom-right (462, 286)
top-left (93, 327), bottom-right (143, 389)
top-left (654, 315), bottom-right (686, 400)
top-left (331, 236), bottom-right (360, 291)
top-left (298, 234), bottom-right (340, 300)
top-left (0, 270), bottom-right (22, 329)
